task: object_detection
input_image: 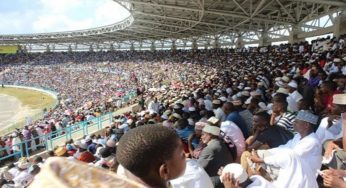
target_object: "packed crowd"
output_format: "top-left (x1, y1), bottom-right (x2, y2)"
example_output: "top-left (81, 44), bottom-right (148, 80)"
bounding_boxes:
top-left (0, 34), bottom-right (346, 188)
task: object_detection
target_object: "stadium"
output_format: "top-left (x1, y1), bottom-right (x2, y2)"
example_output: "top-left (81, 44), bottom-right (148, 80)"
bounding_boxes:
top-left (0, 0), bottom-right (346, 187)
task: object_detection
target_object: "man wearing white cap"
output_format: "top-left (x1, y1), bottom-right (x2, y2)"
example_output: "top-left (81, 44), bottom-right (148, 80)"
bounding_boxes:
top-left (286, 80), bottom-right (303, 112)
top-left (222, 148), bottom-right (318, 188)
top-left (316, 94), bottom-right (346, 143)
top-left (198, 124), bottom-right (233, 188)
top-left (318, 94), bottom-right (346, 169)
top-left (249, 110), bottom-right (322, 185)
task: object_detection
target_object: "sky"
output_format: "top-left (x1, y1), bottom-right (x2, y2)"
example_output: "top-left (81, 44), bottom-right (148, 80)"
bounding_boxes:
top-left (0, 0), bottom-right (130, 35)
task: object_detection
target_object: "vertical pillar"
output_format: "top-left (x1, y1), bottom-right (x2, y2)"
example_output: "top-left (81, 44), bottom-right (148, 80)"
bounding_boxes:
top-left (130, 42), bottom-right (135, 51)
top-left (139, 41), bottom-right (143, 50)
top-left (192, 39), bottom-right (198, 50)
top-left (213, 37), bottom-right (220, 48)
top-left (204, 41), bottom-right (210, 50)
top-left (150, 41), bottom-right (156, 51)
top-left (89, 45), bottom-right (94, 52)
top-left (259, 31), bottom-right (270, 46)
top-left (333, 11), bottom-right (346, 38)
top-left (171, 40), bottom-right (177, 51)
top-left (68, 45), bottom-right (72, 53)
top-left (23, 45), bottom-right (28, 53)
top-left (46, 45), bottom-right (51, 52)
top-left (235, 35), bottom-right (244, 48)
top-left (289, 24), bottom-right (302, 44)
top-left (183, 40), bottom-right (187, 49)
top-left (160, 41), bottom-right (165, 50)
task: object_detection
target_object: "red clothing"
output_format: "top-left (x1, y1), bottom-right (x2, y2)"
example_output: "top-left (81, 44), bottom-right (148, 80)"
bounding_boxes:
top-left (324, 91), bottom-right (341, 111)
top-left (78, 151), bottom-right (96, 163)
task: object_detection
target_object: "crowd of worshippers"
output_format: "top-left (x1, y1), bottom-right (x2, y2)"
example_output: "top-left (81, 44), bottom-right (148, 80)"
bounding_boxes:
top-left (0, 35), bottom-right (346, 187)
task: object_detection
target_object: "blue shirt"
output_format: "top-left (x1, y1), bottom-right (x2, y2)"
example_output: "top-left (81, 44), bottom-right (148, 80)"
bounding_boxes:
top-left (176, 125), bottom-right (194, 142)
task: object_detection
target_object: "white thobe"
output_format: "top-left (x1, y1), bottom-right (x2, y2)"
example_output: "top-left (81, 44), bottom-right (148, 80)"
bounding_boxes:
top-left (220, 121), bottom-right (246, 159)
top-left (287, 90), bottom-right (303, 112)
top-left (316, 117), bottom-right (343, 143)
top-left (267, 133), bottom-right (322, 178)
top-left (170, 159), bottom-right (213, 188)
top-left (264, 148), bottom-right (319, 188)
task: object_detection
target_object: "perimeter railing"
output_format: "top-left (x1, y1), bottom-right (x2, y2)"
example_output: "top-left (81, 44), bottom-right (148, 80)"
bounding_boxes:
top-left (0, 90), bottom-right (137, 162)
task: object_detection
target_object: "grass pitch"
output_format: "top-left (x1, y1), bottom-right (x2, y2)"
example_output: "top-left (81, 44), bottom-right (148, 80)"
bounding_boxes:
top-left (0, 87), bottom-right (57, 135)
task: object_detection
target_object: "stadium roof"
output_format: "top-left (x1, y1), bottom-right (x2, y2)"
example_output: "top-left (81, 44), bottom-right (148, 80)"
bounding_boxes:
top-left (0, 0), bottom-right (345, 48)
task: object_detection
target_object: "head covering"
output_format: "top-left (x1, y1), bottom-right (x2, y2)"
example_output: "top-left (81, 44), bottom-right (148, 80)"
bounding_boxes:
top-left (75, 140), bottom-right (88, 150)
top-left (281, 76), bottom-right (290, 83)
top-left (232, 100), bottom-right (242, 106)
top-left (172, 113), bottom-right (182, 119)
top-left (288, 81), bottom-right (298, 89)
top-left (195, 122), bottom-right (208, 130)
top-left (241, 91), bottom-right (250, 97)
top-left (212, 100), bottom-right (221, 105)
top-left (275, 81), bottom-right (285, 87)
top-left (244, 87), bottom-right (251, 91)
top-left (276, 88), bottom-right (289, 95)
top-left (78, 152), bottom-right (96, 163)
top-left (295, 110), bottom-right (319, 125)
top-left (106, 139), bottom-right (116, 148)
top-left (54, 146), bottom-right (67, 157)
top-left (29, 157), bottom-right (146, 188)
top-left (219, 96), bottom-right (227, 102)
top-left (164, 110), bottom-right (172, 115)
top-left (161, 114), bottom-right (169, 120)
top-left (334, 58), bottom-right (341, 63)
top-left (188, 107), bottom-right (196, 112)
top-left (333, 94), bottom-right (346, 105)
top-left (207, 117), bottom-right (220, 125)
top-left (84, 136), bottom-right (91, 143)
top-left (221, 163), bottom-right (248, 183)
top-left (202, 125), bottom-right (220, 136)
top-left (127, 119), bottom-right (133, 125)
top-left (17, 158), bottom-right (30, 170)
top-left (250, 91), bottom-right (261, 97)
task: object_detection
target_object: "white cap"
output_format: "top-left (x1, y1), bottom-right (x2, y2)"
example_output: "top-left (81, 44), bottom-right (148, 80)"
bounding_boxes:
top-left (296, 110), bottom-right (319, 125)
top-left (161, 114), bottom-right (168, 120)
top-left (241, 91), bottom-right (250, 97)
top-left (172, 113), bottom-right (182, 119)
top-left (202, 125), bottom-right (220, 136)
top-left (276, 88), bottom-right (289, 95)
top-left (221, 163), bottom-right (248, 183)
top-left (127, 119), bottom-right (133, 124)
top-left (281, 76), bottom-right (290, 83)
top-left (84, 136), bottom-right (91, 143)
top-left (188, 107), bottom-right (196, 112)
top-left (333, 94), bottom-right (346, 105)
top-left (288, 81), bottom-right (298, 88)
top-left (334, 58), bottom-right (341, 63)
top-left (207, 117), bottom-right (220, 125)
top-left (219, 96), bottom-right (227, 102)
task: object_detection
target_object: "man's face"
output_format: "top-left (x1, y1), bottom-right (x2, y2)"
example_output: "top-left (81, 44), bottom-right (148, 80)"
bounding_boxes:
top-left (331, 104), bottom-right (346, 115)
top-left (252, 115), bottom-right (266, 130)
top-left (272, 102), bottom-right (282, 114)
top-left (201, 132), bottom-right (212, 144)
top-left (293, 119), bottom-right (306, 133)
top-left (164, 139), bottom-right (186, 180)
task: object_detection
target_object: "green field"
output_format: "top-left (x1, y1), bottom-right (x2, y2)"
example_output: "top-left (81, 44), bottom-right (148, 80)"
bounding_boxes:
top-left (0, 87), bottom-right (57, 134)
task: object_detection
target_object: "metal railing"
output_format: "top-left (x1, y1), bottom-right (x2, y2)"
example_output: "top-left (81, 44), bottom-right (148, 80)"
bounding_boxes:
top-left (0, 90), bottom-right (137, 162)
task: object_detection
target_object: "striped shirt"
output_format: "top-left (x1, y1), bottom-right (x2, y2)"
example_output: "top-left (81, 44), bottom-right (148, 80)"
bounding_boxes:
top-left (275, 112), bottom-right (296, 132)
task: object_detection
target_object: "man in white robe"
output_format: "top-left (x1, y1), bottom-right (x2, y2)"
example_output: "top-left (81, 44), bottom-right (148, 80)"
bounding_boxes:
top-left (248, 110), bottom-right (322, 186)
